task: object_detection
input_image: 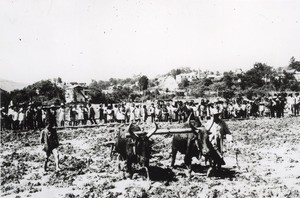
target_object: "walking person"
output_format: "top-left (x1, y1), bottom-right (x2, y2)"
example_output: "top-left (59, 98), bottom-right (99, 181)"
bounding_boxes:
top-left (40, 124), bottom-right (60, 172)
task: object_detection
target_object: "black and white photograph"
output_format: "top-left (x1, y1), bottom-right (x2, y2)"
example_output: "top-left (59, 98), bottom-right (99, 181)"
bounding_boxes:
top-left (1, 0), bottom-right (300, 197)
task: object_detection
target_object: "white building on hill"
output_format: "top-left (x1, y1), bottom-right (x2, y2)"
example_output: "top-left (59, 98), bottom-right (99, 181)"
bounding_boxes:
top-left (65, 83), bottom-right (90, 103)
top-left (176, 71), bottom-right (199, 83)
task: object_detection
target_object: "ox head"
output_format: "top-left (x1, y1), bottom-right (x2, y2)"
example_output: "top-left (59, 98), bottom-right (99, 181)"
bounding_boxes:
top-left (128, 123), bottom-right (158, 166)
top-left (188, 116), bottom-right (211, 156)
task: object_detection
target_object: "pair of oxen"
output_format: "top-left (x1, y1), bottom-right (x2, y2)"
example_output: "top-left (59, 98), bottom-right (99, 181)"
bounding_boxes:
top-left (111, 119), bottom-right (225, 179)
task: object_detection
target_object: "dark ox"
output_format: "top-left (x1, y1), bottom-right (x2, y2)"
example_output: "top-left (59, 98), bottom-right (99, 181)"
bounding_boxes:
top-left (172, 120), bottom-right (226, 177)
top-left (171, 121), bottom-right (211, 177)
top-left (113, 123), bottom-right (158, 178)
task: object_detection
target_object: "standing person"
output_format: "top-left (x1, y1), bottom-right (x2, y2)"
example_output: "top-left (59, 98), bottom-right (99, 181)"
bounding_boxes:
top-left (149, 103), bottom-right (156, 123)
top-left (40, 124), bottom-right (60, 172)
top-left (141, 105), bottom-right (148, 123)
top-left (83, 105), bottom-right (89, 125)
top-left (134, 104), bottom-right (141, 123)
top-left (155, 105), bottom-right (162, 122)
top-left (129, 103), bottom-right (136, 122)
top-left (116, 104), bottom-right (126, 123)
top-left (106, 105), bottom-right (114, 123)
top-left (36, 106), bottom-right (43, 130)
top-left (103, 104), bottom-right (108, 123)
top-left (12, 107), bottom-right (19, 130)
top-left (48, 105), bottom-right (57, 127)
top-left (1, 107), bottom-right (7, 130)
top-left (161, 104), bottom-right (169, 122)
top-left (7, 105), bottom-right (14, 130)
top-left (88, 104), bottom-right (97, 125)
top-left (77, 105), bottom-right (84, 125)
top-left (259, 101), bottom-right (265, 117)
top-left (70, 105), bottom-right (77, 126)
top-left (18, 108), bottom-right (25, 130)
top-left (286, 94), bottom-right (294, 116)
top-left (204, 109), bottom-right (232, 168)
top-left (167, 103), bottom-right (174, 123)
top-left (42, 108), bottom-right (47, 127)
top-left (176, 101), bottom-right (184, 123)
top-left (58, 104), bottom-right (65, 127)
top-left (295, 93), bottom-right (300, 116)
top-left (98, 104), bottom-right (104, 123)
top-left (26, 105), bottom-right (35, 130)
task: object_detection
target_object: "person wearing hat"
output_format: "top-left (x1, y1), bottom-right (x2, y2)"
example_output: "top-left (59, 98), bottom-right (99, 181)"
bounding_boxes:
top-left (204, 109), bottom-right (232, 168)
top-left (40, 124), bottom-right (60, 172)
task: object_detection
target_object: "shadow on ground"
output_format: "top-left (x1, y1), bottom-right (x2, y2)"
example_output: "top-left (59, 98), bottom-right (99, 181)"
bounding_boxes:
top-left (173, 164), bottom-right (237, 179)
top-left (136, 166), bottom-right (177, 182)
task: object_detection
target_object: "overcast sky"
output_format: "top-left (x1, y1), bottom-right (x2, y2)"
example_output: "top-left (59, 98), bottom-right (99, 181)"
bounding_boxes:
top-left (1, 0), bottom-right (300, 84)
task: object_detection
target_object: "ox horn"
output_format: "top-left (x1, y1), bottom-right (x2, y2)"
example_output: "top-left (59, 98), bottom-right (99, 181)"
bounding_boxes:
top-left (187, 112), bottom-right (192, 123)
top-left (146, 122), bottom-right (158, 138)
top-left (128, 123), bottom-right (138, 139)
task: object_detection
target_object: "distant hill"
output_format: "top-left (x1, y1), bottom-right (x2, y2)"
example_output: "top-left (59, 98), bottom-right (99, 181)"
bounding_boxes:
top-left (0, 79), bottom-right (27, 92)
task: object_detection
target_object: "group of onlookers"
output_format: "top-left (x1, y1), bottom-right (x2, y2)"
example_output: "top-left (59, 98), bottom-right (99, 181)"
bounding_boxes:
top-left (1, 93), bottom-right (300, 131)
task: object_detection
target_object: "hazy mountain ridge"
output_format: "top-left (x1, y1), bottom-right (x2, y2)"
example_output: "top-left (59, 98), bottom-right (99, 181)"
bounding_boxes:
top-left (0, 78), bottom-right (27, 92)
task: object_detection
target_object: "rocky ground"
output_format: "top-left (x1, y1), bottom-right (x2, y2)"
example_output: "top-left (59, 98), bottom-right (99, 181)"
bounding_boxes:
top-left (1, 117), bottom-right (300, 197)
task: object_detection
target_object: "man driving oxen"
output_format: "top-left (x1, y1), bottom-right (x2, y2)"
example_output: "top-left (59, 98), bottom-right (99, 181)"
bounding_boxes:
top-left (205, 108), bottom-right (233, 168)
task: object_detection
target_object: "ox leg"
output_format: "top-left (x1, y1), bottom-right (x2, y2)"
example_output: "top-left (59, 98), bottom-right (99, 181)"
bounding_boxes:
top-left (207, 157), bottom-right (214, 177)
top-left (171, 149), bottom-right (177, 167)
top-left (126, 160), bottom-right (133, 179)
top-left (184, 155), bottom-right (193, 179)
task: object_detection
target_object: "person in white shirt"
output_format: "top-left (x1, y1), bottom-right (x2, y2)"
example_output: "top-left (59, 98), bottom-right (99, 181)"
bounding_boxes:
top-left (12, 107), bottom-right (19, 130)
top-left (18, 108), bottom-right (25, 130)
top-left (58, 105), bottom-right (65, 127)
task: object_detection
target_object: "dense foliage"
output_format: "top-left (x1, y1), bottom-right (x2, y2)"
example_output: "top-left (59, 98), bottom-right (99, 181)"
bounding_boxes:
top-left (2, 80), bottom-right (64, 107)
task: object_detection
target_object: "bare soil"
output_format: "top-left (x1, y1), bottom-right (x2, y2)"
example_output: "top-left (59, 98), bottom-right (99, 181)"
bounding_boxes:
top-left (1, 117), bottom-right (300, 197)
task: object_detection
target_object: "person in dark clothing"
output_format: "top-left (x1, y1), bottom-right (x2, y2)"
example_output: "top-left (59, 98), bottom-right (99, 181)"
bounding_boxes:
top-left (88, 104), bottom-right (97, 125)
top-left (279, 96), bottom-right (286, 118)
top-left (98, 104), bottom-right (104, 123)
top-left (36, 106), bottom-right (43, 130)
top-left (26, 105), bottom-right (35, 130)
top-left (70, 105), bottom-right (77, 126)
top-left (40, 124), bottom-right (60, 172)
top-left (1, 107), bottom-right (7, 130)
top-left (48, 105), bottom-right (57, 127)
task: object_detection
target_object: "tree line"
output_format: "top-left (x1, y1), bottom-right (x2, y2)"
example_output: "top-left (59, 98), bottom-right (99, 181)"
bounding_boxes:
top-left (1, 57), bottom-right (300, 107)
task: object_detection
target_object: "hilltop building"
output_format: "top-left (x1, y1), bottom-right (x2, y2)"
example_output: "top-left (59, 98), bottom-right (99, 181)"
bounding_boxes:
top-left (175, 71), bottom-right (199, 83)
top-left (64, 82), bottom-right (90, 103)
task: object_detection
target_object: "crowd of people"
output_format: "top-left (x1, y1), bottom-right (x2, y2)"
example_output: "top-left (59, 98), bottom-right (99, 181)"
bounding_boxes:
top-left (1, 93), bottom-right (300, 131)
